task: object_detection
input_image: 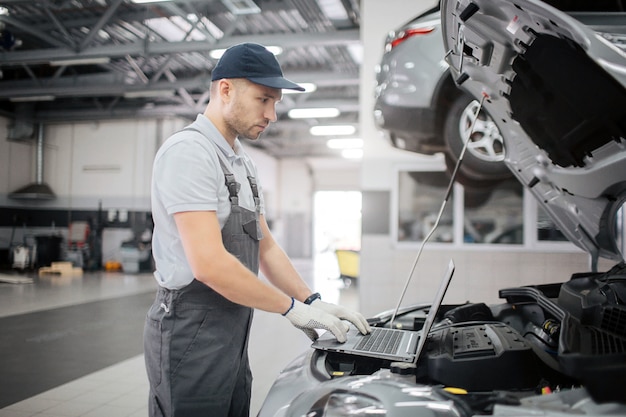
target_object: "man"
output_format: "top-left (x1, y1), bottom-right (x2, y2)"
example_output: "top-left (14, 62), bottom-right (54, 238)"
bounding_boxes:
top-left (144, 42), bottom-right (370, 417)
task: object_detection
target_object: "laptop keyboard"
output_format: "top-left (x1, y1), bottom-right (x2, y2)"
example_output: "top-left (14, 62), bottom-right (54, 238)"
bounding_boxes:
top-left (355, 328), bottom-right (403, 354)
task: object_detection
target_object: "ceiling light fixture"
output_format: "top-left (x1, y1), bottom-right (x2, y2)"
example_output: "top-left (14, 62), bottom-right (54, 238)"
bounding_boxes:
top-left (123, 89), bottom-right (175, 98)
top-left (10, 95), bottom-right (56, 102)
top-left (326, 138), bottom-right (363, 149)
top-left (341, 149), bottom-right (363, 159)
top-left (288, 107), bottom-right (340, 119)
top-left (265, 46), bottom-right (283, 55)
top-left (50, 57), bottom-right (110, 66)
top-left (209, 49), bottom-right (226, 59)
top-left (282, 83), bottom-right (317, 94)
top-left (310, 125), bottom-right (356, 136)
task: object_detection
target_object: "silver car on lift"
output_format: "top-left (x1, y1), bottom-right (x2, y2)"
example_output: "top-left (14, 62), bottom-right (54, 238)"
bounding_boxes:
top-left (373, 6), bottom-right (512, 187)
top-left (258, 0), bottom-right (626, 415)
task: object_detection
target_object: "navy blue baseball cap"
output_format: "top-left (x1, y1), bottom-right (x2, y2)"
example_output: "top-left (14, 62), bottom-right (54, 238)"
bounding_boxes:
top-left (211, 43), bottom-right (304, 91)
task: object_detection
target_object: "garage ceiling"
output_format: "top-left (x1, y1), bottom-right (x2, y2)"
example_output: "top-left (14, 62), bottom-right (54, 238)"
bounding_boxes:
top-left (0, 0), bottom-right (363, 158)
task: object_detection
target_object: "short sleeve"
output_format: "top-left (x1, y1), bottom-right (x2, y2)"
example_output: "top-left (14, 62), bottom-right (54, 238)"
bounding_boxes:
top-left (153, 135), bottom-right (221, 215)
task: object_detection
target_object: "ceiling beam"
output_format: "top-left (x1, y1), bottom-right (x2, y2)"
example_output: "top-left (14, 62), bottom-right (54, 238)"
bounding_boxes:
top-left (78, 0), bottom-right (125, 51)
top-left (0, 30), bottom-right (360, 66)
top-left (30, 98), bottom-right (359, 123)
top-left (0, 71), bottom-right (359, 99)
top-left (0, 15), bottom-right (68, 49)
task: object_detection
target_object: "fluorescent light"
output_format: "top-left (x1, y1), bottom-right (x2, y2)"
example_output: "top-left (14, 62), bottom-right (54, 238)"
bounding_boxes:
top-left (209, 49), bottom-right (226, 59)
top-left (288, 107), bottom-right (340, 119)
top-left (282, 83), bottom-right (317, 94)
top-left (50, 57), bottom-right (110, 66)
top-left (326, 138), bottom-right (363, 149)
top-left (98, 29), bottom-right (110, 40)
top-left (310, 125), bottom-right (356, 136)
top-left (10, 95), bottom-right (55, 102)
top-left (265, 46), bottom-right (283, 55)
top-left (341, 149), bottom-right (363, 159)
top-left (124, 89), bottom-right (175, 98)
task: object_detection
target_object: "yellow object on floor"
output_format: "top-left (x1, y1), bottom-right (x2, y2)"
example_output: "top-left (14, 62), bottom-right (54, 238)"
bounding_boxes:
top-left (104, 260), bottom-right (123, 272)
top-left (335, 249), bottom-right (359, 279)
top-left (39, 262), bottom-right (83, 277)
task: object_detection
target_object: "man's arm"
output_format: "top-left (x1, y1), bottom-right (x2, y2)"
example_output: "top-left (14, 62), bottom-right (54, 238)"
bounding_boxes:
top-left (173, 210), bottom-right (355, 341)
top-left (258, 215), bottom-right (371, 335)
top-left (258, 214), bottom-right (313, 303)
top-left (174, 210), bottom-right (292, 314)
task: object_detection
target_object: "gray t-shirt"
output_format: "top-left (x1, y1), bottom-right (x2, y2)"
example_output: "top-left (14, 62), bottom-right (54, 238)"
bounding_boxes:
top-left (151, 114), bottom-right (265, 289)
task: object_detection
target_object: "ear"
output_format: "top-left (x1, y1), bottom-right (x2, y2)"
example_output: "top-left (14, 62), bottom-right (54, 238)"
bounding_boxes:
top-left (217, 79), bottom-right (234, 102)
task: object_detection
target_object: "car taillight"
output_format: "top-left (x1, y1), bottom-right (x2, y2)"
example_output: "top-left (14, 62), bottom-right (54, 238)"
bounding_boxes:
top-left (388, 26), bottom-right (436, 50)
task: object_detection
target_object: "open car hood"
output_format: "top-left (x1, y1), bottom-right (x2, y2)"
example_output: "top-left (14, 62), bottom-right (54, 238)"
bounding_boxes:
top-left (441, 0), bottom-right (626, 266)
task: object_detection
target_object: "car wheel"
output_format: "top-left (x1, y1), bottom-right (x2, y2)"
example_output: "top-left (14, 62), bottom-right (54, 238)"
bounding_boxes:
top-left (443, 94), bottom-right (512, 181)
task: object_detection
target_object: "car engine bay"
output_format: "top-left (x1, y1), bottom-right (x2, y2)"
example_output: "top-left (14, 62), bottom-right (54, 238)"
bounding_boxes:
top-left (314, 262), bottom-right (626, 414)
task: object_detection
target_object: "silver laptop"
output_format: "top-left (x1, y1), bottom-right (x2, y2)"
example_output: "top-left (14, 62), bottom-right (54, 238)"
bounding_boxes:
top-left (312, 259), bottom-right (455, 363)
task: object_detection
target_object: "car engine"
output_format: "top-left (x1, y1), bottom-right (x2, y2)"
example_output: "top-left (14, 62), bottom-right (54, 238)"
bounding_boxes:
top-left (317, 262), bottom-right (626, 413)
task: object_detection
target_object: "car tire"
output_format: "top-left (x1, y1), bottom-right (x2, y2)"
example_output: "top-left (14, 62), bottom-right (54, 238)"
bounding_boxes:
top-left (443, 94), bottom-right (512, 182)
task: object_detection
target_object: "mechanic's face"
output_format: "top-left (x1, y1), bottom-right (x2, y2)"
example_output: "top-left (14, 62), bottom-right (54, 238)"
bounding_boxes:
top-left (224, 79), bottom-right (281, 141)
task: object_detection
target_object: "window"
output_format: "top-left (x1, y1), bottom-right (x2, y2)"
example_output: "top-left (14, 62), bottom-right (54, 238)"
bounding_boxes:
top-left (393, 166), bottom-right (626, 258)
top-left (396, 171), bottom-right (453, 243)
top-left (393, 168), bottom-right (578, 251)
top-left (463, 180), bottom-right (523, 244)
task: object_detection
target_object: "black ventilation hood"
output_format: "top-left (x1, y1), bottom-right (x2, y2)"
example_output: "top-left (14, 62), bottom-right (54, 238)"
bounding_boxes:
top-left (9, 182), bottom-right (56, 200)
top-left (9, 124), bottom-right (56, 201)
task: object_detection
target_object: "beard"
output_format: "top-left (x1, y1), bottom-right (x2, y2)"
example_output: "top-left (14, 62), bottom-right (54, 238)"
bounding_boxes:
top-left (224, 103), bottom-right (266, 141)
top-left (236, 123), bottom-right (263, 140)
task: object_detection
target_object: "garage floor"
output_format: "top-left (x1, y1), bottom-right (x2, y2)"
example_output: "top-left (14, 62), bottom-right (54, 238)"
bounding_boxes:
top-left (0, 256), bottom-right (356, 417)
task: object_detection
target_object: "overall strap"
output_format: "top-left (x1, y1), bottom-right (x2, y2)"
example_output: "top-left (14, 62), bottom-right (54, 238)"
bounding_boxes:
top-left (247, 175), bottom-right (261, 210)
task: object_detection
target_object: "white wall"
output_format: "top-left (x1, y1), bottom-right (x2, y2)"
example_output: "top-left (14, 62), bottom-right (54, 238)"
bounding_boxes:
top-left (49, 120), bottom-right (156, 209)
top-left (0, 118), bottom-right (180, 210)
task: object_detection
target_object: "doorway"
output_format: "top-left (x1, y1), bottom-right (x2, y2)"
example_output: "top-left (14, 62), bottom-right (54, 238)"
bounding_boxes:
top-left (312, 191), bottom-right (362, 304)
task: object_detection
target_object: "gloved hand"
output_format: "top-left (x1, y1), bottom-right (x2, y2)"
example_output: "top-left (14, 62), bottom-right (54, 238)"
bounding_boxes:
top-left (310, 299), bottom-right (371, 335)
top-left (284, 299), bottom-right (350, 342)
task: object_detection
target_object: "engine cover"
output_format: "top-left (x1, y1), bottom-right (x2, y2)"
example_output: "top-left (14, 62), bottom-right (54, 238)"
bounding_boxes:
top-left (425, 323), bottom-right (541, 391)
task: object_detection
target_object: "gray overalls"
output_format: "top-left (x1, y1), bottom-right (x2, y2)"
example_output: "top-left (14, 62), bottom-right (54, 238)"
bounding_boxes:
top-left (144, 136), bottom-right (263, 417)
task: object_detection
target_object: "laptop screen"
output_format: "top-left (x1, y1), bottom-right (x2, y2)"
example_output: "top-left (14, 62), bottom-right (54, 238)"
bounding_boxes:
top-left (412, 259), bottom-right (455, 365)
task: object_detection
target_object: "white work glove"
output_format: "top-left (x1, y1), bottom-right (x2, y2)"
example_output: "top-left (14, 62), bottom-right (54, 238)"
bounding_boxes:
top-left (310, 299), bottom-right (371, 335)
top-left (284, 299), bottom-right (350, 342)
